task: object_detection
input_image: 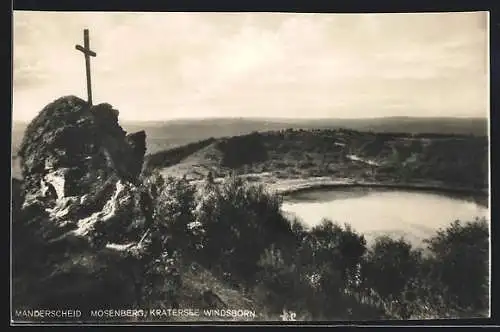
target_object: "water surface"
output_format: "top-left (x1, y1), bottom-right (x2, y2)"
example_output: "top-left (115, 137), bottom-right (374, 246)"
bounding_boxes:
top-left (281, 188), bottom-right (489, 246)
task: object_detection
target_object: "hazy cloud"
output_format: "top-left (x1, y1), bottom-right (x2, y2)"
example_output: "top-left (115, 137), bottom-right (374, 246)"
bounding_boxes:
top-left (13, 11), bottom-right (488, 121)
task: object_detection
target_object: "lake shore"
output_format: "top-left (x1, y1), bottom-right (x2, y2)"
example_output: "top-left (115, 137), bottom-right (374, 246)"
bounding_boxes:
top-left (270, 177), bottom-right (488, 196)
top-left (191, 172), bottom-right (488, 207)
top-left (256, 176), bottom-right (489, 207)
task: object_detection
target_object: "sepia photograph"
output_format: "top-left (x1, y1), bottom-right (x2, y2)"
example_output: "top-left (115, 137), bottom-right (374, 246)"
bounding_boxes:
top-left (11, 10), bottom-right (490, 324)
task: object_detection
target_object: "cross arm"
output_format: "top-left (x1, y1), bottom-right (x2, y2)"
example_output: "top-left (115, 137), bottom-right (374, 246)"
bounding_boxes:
top-left (75, 44), bottom-right (97, 57)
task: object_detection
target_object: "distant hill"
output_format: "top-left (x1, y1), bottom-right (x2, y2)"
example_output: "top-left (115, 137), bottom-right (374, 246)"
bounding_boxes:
top-left (150, 128), bottom-right (488, 193)
top-left (12, 116), bottom-right (488, 161)
top-left (125, 116), bottom-right (488, 155)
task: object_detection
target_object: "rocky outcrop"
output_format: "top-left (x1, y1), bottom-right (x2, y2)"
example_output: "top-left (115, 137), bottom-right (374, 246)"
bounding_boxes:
top-left (13, 96), bottom-right (152, 314)
top-left (17, 96), bottom-right (149, 244)
top-left (125, 130), bottom-right (147, 179)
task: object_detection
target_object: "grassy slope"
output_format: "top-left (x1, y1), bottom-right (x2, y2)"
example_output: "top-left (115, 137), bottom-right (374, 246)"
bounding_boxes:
top-left (151, 129), bottom-right (488, 197)
top-left (173, 262), bottom-right (265, 321)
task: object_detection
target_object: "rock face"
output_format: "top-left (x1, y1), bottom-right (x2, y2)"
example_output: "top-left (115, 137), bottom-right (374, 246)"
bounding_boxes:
top-left (125, 130), bottom-right (147, 179)
top-left (13, 96), bottom-right (151, 313)
top-left (17, 96), bottom-right (148, 244)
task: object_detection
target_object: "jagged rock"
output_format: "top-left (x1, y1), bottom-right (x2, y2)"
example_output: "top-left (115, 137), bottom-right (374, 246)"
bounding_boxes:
top-left (19, 96), bottom-right (147, 200)
top-left (42, 168), bottom-right (68, 199)
top-left (13, 96), bottom-right (154, 313)
top-left (125, 130), bottom-right (147, 179)
top-left (17, 95), bottom-right (150, 245)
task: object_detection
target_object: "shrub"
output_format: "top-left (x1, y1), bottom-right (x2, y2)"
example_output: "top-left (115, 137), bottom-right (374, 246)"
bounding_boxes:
top-left (255, 245), bottom-right (302, 312)
top-left (299, 219), bottom-right (367, 287)
top-left (355, 219), bottom-right (489, 319)
top-left (149, 175), bottom-right (200, 257)
top-left (121, 237), bottom-right (183, 309)
top-left (114, 171), bottom-right (194, 309)
top-left (423, 218), bottom-right (489, 315)
top-left (194, 175), bottom-right (294, 284)
top-left (362, 236), bottom-right (422, 302)
top-left (217, 132), bottom-right (268, 168)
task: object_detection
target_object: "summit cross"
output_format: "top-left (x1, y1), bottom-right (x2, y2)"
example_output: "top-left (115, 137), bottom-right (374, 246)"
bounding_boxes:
top-left (75, 28), bottom-right (97, 106)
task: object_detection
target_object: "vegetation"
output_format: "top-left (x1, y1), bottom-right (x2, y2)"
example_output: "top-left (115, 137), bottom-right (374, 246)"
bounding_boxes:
top-left (116, 172), bottom-right (489, 320)
top-left (12, 117), bottom-right (488, 181)
top-left (216, 132), bottom-right (268, 168)
top-left (151, 128), bottom-right (487, 193)
top-left (12, 124), bottom-right (489, 320)
top-left (423, 219), bottom-right (489, 315)
top-left (12, 166), bottom-right (489, 320)
top-left (145, 138), bottom-right (216, 170)
top-left (12, 99), bottom-right (489, 322)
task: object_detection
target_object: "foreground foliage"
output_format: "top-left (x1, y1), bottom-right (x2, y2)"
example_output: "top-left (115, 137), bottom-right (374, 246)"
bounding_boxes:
top-left (13, 171), bottom-right (489, 320)
top-left (139, 172), bottom-right (489, 320)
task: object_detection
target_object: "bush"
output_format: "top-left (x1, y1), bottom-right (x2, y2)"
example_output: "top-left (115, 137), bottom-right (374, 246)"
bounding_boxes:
top-left (423, 218), bottom-right (489, 315)
top-left (356, 218), bottom-right (489, 319)
top-left (110, 172), bottom-right (197, 309)
top-left (255, 245), bottom-right (306, 313)
top-left (117, 240), bottom-right (182, 309)
top-left (298, 220), bottom-right (367, 287)
top-left (363, 236), bottom-right (422, 302)
top-left (217, 132), bottom-right (268, 168)
top-left (145, 173), bottom-right (201, 257)
top-left (194, 175), bottom-right (294, 284)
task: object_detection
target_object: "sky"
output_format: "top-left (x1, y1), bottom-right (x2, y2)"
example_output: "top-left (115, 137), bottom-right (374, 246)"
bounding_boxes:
top-left (13, 11), bottom-right (489, 122)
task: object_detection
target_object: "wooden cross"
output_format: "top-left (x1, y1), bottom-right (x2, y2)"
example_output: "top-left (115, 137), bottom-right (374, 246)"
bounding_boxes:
top-left (75, 29), bottom-right (97, 106)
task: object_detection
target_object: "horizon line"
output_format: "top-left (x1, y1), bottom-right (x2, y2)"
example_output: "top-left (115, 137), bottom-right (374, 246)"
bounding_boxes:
top-left (12, 115), bottom-right (490, 124)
